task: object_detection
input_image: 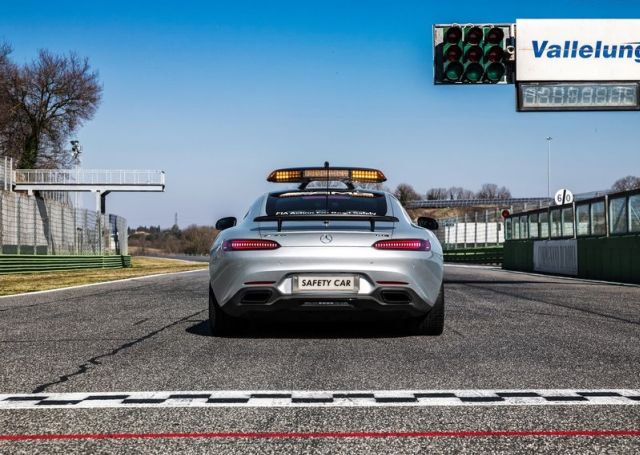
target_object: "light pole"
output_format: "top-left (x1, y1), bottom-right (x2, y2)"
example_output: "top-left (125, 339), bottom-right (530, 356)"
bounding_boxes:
top-left (545, 136), bottom-right (552, 199)
top-left (70, 140), bottom-right (82, 208)
top-left (70, 140), bottom-right (82, 254)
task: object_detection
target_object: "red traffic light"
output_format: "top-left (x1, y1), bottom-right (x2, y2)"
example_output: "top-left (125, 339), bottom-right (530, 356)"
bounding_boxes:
top-left (465, 27), bottom-right (483, 45)
top-left (485, 27), bottom-right (505, 45)
top-left (501, 209), bottom-right (511, 218)
top-left (445, 26), bottom-right (462, 44)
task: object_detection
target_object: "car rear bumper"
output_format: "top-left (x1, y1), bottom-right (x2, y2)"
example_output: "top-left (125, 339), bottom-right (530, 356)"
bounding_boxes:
top-left (218, 285), bottom-right (432, 317)
top-left (209, 246), bottom-right (443, 316)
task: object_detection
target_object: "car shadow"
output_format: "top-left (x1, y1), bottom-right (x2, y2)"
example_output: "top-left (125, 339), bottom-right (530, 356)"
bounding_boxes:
top-left (186, 315), bottom-right (415, 339)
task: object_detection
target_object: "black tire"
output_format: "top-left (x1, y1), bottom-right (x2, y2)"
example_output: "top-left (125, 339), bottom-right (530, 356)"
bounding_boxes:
top-left (409, 285), bottom-right (444, 336)
top-left (208, 286), bottom-right (237, 336)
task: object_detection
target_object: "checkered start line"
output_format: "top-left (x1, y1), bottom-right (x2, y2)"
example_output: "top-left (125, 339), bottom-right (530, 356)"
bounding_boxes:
top-left (1, 389), bottom-right (639, 409)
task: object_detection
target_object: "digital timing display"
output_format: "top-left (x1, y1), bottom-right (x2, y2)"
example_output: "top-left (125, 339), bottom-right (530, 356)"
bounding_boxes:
top-left (517, 82), bottom-right (640, 111)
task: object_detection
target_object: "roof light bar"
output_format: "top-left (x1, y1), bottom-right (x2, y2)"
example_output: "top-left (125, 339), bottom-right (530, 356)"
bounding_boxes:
top-left (267, 167), bottom-right (386, 183)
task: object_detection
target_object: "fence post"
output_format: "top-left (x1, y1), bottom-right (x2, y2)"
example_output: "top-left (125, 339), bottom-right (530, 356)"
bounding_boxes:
top-left (463, 213), bottom-right (468, 249)
top-left (73, 206), bottom-right (77, 255)
top-left (484, 209), bottom-right (489, 247)
top-left (473, 212), bottom-right (478, 248)
top-left (33, 199), bottom-right (37, 255)
top-left (0, 193), bottom-right (3, 252)
top-left (61, 205), bottom-right (66, 254)
top-left (17, 195), bottom-right (21, 254)
top-left (97, 212), bottom-right (102, 255)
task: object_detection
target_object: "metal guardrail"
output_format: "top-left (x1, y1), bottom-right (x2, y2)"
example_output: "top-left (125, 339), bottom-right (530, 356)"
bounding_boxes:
top-left (14, 169), bottom-right (165, 186)
top-left (0, 255), bottom-right (131, 274)
top-left (408, 198), bottom-right (552, 209)
top-left (444, 246), bottom-right (504, 265)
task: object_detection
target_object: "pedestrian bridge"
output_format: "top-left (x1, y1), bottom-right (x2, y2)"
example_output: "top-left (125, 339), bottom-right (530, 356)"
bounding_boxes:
top-left (13, 169), bottom-right (165, 193)
top-left (11, 168), bottom-right (165, 214)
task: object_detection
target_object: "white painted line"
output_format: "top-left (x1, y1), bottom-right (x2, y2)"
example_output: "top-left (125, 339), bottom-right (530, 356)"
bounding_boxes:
top-left (445, 264), bottom-right (500, 270)
top-left (0, 268), bottom-right (208, 300)
top-left (0, 389), bottom-right (638, 409)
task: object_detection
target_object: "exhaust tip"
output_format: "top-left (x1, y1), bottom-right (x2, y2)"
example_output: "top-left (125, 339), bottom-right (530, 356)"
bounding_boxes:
top-left (380, 290), bottom-right (411, 304)
top-left (240, 290), bottom-right (273, 304)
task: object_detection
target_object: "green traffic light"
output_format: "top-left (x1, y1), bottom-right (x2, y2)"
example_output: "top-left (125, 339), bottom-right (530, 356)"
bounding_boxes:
top-left (484, 62), bottom-right (505, 82)
top-left (444, 61), bottom-right (464, 81)
top-left (463, 62), bottom-right (483, 82)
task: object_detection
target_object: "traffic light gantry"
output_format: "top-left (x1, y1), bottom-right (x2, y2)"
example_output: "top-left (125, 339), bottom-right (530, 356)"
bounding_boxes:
top-left (434, 24), bottom-right (514, 84)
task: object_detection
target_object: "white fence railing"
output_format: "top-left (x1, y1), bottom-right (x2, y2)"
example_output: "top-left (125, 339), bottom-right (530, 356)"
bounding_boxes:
top-left (14, 169), bottom-right (165, 186)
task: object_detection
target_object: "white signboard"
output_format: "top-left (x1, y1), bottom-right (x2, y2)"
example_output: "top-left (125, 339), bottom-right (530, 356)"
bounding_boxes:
top-left (554, 189), bottom-right (574, 205)
top-left (516, 19), bottom-right (640, 81)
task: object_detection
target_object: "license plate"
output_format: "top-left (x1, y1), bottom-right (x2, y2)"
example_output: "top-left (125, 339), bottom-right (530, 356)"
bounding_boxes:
top-left (293, 275), bottom-right (358, 293)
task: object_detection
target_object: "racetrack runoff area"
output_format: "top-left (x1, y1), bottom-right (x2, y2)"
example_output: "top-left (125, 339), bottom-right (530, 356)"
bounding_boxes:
top-left (0, 265), bottom-right (638, 453)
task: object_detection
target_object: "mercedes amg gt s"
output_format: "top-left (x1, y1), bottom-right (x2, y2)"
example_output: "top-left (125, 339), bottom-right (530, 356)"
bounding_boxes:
top-left (209, 165), bottom-right (444, 335)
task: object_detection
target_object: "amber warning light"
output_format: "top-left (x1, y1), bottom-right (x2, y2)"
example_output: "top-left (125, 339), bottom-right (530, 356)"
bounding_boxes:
top-left (267, 167), bottom-right (387, 183)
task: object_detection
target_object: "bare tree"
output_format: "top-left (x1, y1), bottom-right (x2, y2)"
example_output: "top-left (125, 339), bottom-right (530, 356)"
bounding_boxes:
top-left (0, 48), bottom-right (102, 168)
top-left (612, 175), bottom-right (640, 192)
top-left (394, 183), bottom-right (421, 206)
top-left (447, 186), bottom-right (474, 200)
top-left (0, 43), bottom-right (16, 156)
top-left (357, 182), bottom-right (386, 191)
top-left (496, 185), bottom-right (512, 199)
top-left (426, 187), bottom-right (448, 200)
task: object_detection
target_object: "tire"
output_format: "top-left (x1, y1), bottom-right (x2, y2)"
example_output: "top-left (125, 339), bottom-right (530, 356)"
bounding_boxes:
top-left (409, 285), bottom-right (444, 336)
top-left (208, 286), bottom-right (237, 336)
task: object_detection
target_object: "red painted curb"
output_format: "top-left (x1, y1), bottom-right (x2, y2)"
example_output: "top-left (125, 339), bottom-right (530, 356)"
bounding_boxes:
top-left (1, 429), bottom-right (639, 441)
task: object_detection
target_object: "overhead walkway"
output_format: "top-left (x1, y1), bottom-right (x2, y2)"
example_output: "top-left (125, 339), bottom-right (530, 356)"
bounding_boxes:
top-left (12, 168), bottom-right (165, 213)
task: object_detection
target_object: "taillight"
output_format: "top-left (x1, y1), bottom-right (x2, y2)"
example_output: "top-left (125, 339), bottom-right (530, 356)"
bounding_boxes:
top-left (372, 239), bottom-right (431, 251)
top-left (222, 239), bottom-right (280, 251)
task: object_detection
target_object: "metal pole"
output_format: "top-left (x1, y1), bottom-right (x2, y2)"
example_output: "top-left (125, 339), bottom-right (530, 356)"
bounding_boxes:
top-left (484, 209), bottom-right (489, 247)
top-left (463, 213), bottom-right (467, 249)
top-left (546, 136), bottom-right (552, 199)
top-left (473, 212), bottom-right (478, 249)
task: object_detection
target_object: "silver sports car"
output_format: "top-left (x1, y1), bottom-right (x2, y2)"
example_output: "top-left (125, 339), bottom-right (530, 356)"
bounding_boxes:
top-left (209, 165), bottom-right (444, 335)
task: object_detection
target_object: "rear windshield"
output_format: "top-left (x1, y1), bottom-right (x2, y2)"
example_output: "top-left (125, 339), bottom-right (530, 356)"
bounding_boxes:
top-left (266, 191), bottom-right (388, 216)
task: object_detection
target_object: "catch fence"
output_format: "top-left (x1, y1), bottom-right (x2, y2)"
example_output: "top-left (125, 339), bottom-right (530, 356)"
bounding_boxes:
top-left (0, 190), bottom-right (127, 256)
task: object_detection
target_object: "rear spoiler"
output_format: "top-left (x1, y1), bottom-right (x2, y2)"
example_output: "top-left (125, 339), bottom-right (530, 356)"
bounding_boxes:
top-left (254, 215), bottom-right (399, 232)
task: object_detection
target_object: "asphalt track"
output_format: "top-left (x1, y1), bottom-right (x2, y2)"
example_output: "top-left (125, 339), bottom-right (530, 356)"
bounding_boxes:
top-left (0, 265), bottom-right (638, 453)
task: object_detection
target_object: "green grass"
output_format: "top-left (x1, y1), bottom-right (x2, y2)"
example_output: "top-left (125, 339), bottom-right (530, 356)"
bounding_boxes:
top-left (0, 256), bottom-right (207, 296)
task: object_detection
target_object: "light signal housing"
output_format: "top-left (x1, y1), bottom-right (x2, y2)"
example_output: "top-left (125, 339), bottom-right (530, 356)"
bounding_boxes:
top-left (267, 167), bottom-right (387, 184)
top-left (434, 23), bottom-right (513, 84)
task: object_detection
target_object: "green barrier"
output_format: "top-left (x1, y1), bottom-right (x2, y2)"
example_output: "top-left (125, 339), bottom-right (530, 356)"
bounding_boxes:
top-left (444, 246), bottom-right (503, 264)
top-left (502, 240), bottom-right (534, 272)
top-left (0, 255), bottom-right (131, 274)
top-left (578, 235), bottom-right (640, 284)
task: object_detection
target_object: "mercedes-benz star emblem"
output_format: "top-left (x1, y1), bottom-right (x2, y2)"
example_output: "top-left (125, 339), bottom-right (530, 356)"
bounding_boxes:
top-left (320, 234), bottom-right (333, 244)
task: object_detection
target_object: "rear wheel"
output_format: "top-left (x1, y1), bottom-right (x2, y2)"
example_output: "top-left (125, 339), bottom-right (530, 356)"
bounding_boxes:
top-left (208, 286), bottom-right (238, 336)
top-left (409, 285), bottom-right (444, 336)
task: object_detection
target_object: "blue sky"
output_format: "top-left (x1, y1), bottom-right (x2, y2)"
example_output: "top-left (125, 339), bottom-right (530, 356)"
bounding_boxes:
top-left (2, 1), bottom-right (639, 227)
